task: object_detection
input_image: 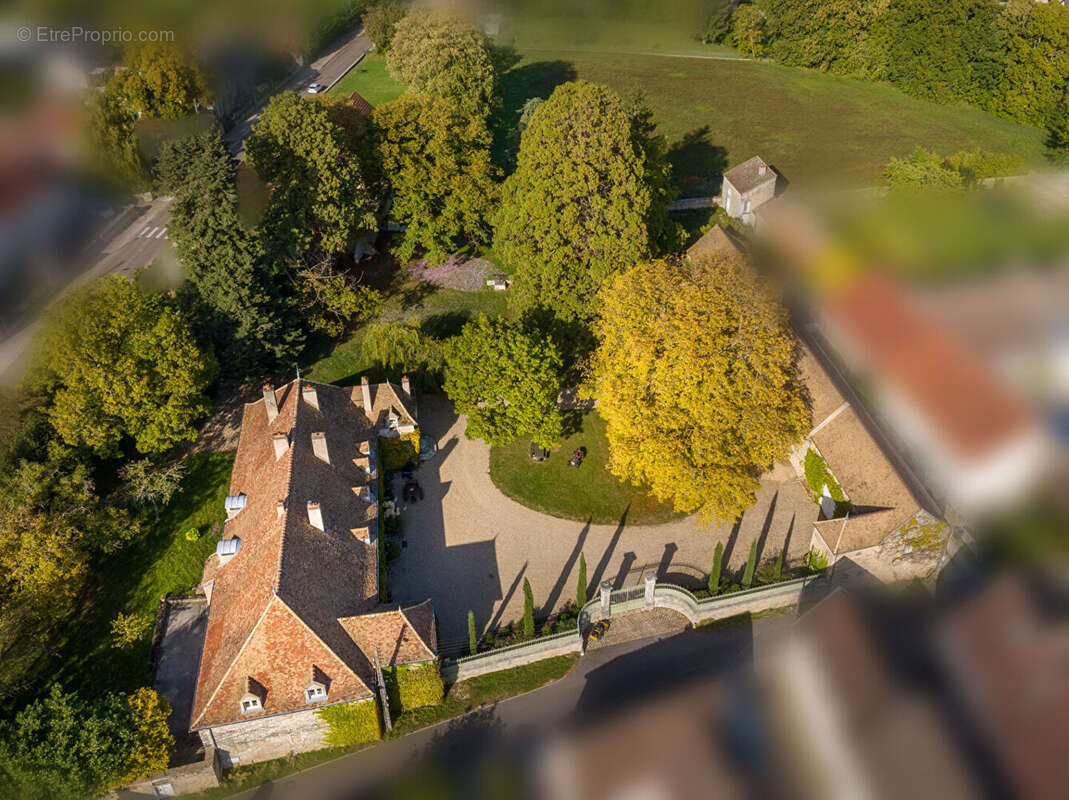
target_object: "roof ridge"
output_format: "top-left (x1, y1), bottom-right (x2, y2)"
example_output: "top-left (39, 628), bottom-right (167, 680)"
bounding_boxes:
top-left (398, 599), bottom-right (437, 659)
top-left (273, 381), bottom-right (302, 593)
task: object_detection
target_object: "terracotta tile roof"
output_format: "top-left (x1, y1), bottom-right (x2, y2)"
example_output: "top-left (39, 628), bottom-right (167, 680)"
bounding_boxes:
top-left (339, 599), bottom-right (437, 666)
top-left (191, 379), bottom-right (431, 730)
top-left (347, 91), bottom-right (374, 116)
top-left (723, 155), bottom-right (777, 196)
top-left (824, 274), bottom-right (1032, 462)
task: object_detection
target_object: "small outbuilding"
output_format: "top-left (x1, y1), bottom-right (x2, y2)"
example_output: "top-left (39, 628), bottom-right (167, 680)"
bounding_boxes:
top-left (721, 156), bottom-right (777, 224)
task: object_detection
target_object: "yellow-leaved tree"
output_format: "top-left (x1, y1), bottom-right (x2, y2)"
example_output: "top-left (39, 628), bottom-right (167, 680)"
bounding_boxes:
top-left (592, 255), bottom-right (809, 521)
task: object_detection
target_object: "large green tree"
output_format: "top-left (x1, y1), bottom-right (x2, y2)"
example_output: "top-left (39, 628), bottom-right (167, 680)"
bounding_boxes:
top-left (246, 91), bottom-right (378, 258)
top-left (0, 686), bottom-right (172, 798)
top-left (29, 276), bottom-right (216, 457)
top-left (444, 316), bottom-right (564, 448)
top-left (373, 94), bottom-right (498, 264)
top-left (107, 41), bottom-right (208, 120)
top-left (363, 0), bottom-right (408, 52)
top-left (592, 256), bottom-right (809, 521)
top-left (158, 130), bottom-right (304, 375)
top-left (994, 0), bottom-right (1069, 127)
top-left (386, 8), bottom-right (497, 119)
top-left (493, 81), bottom-right (653, 323)
top-left (764, 0), bottom-right (879, 74)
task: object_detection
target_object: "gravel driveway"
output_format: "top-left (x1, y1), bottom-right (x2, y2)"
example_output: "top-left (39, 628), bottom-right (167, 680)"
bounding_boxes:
top-left (388, 396), bottom-right (817, 654)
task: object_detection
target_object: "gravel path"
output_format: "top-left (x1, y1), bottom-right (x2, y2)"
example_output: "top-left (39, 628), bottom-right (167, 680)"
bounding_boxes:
top-left (388, 395), bottom-right (818, 653)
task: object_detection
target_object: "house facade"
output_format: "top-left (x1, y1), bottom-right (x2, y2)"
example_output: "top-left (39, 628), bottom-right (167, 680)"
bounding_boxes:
top-left (721, 156), bottom-right (777, 224)
top-left (191, 377), bottom-right (436, 766)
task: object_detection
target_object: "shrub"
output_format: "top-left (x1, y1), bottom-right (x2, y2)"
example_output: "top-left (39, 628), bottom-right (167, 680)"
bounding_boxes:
top-left (522, 579), bottom-right (535, 639)
top-left (110, 612), bottom-right (151, 649)
top-left (803, 448), bottom-right (847, 503)
top-left (576, 553), bottom-right (587, 608)
top-left (385, 540), bottom-right (402, 561)
top-left (315, 699), bottom-right (381, 747)
top-left (392, 662), bottom-right (444, 711)
top-left (184, 528), bottom-right (200, 542)
top-left (755, 555), bottom-right (783, 585)
top-left (379, 432), bottom-right (419, 470)
top-left (805, 548), bottom-right (829, 573)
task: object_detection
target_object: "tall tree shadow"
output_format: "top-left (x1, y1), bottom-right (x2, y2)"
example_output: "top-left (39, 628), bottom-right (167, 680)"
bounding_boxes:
top-left (542, 519), bottom-right (591, 615)
top-left (493, 59), bottom-right (578, 170)
top-left (588, 505), bottom-right (629, 590)
top-left (667, 126), bottom-right (729, 196)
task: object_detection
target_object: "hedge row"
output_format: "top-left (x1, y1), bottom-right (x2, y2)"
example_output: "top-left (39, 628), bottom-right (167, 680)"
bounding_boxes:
top-left (386, 662), bottom-right (444, 712)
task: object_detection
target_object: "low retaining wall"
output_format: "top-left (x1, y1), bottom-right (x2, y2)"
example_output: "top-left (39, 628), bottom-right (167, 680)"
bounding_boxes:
top-left (442, 630), bottom-right (582, 683)
top-left (115, 746), bottom-right (221, 798)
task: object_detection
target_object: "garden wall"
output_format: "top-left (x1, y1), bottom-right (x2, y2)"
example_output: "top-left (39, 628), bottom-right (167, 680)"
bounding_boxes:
top-left (441, 630), bottom-right (582, 683)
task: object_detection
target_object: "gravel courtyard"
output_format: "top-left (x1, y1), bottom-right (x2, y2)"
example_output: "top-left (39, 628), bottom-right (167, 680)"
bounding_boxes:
top-left (388, 396), bottom-right (818, 654)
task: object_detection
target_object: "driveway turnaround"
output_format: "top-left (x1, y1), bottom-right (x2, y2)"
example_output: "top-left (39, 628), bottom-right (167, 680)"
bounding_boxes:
top-left (388, 396), bottom-right (817, 653)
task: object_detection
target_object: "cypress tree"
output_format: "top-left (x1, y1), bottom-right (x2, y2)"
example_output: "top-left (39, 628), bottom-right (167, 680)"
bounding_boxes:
top-left (576, 553), bottom-right (588, 608)
top-left (522, 578), bottom-right (535, 639)
top-left (742, 540), bottom-right (758, 589)
top-left (467, 610), bottom-right (477, 655)
top-left (708, 541), bottom-right (724, 595)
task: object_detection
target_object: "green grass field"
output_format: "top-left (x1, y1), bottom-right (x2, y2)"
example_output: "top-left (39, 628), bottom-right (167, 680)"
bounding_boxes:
top-left (304, 276), bottom-right (509, 385)
top-left (329, 52), bottom-right (405, 106)
top-left (49, 452), bottom-right (234, 699)
top-left (499, 50), bottom-right (1049, 190)
top-left (489, 411), bottom-right (682, 526)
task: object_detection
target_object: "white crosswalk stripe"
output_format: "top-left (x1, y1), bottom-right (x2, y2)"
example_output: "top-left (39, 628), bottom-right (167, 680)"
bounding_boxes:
top-left (138, 226), bottom-right (150, 237)
top-left (146, 226), bottom-right (160, 238)
top-left (155, 227), bottom-right (167, 239)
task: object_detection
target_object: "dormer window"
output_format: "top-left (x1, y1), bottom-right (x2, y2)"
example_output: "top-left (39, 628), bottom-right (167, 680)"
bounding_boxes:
top-left (387, 414), bottom-right (399, 430)
top-left (306, 683), bottom-right (327, 703)
top-left (240, 696), bottom-right (262, 714)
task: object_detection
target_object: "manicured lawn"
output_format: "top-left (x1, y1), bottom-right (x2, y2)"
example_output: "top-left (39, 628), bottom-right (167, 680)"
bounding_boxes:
top-left (328, 52), bottom-right (405, 106)
top-left (489, 411), bottom-right (682, 526)
top-left (303, 276), bottom-right (509, 385)
top-left (499, 50), bottom-right (1049, 190)
top-left (49, 452), bottom-right (234, 699)
top-left (188, 655), bottom-right (578, 799)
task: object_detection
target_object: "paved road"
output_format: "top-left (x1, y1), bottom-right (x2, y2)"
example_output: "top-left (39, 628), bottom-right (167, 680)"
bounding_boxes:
top-left (389, 396), bottom-right (818, 655)
top-left (229, 617), bottom-right (794, 800)
top-left (223, 29), bottom-right (372, 158)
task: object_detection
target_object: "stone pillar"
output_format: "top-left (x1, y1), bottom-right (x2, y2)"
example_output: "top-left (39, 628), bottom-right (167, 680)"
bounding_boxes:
top-left (644, 570), bottom-right (657, 608)
top-left (599, 581), bottom-right (613, 618)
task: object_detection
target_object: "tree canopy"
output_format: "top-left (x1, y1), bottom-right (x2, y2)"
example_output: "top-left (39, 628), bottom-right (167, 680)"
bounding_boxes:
top-left (493, 80), bottom-right (652, 323)
top-left (245, 91), bottom-right (378, 258)
top-left (592, 256), bottom-right (810, 521)
top-left (0, 686), bottom-right (172, 798)
top-left (158, 130), bottom-right (304, 375)
top-left (363, 0), bottom-right (408, 52)
top-left (444, 316), bottom-right (564, 448)
top-left (373, 94), bottom-right (498, 264)
top-left (29, 276), bottom-right (216, 457)
top-left (386, 8), bottom-right (498, 119)
top-left (106, 42), bottom-right (208, 120)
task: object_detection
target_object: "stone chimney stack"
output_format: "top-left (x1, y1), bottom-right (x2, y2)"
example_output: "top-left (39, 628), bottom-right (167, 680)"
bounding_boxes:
top-left (311, 431), bottom-right (330, 463)
top-left (272, 432), bottom-right (289, 460)
top-left (276, 499), bottom-right (286, 518)
top-left (758, 162), bottom-right (767, 176)
top-left (401, 375), bottom-right (411, 397)
top-left (263, 383), bottom-right (279, 422)
top-left (301, 382), bottom-right (319, 411)
top-left (306, 501), bottom-right (324, 531)
top-left (360, 377), bottom-right (373, 418)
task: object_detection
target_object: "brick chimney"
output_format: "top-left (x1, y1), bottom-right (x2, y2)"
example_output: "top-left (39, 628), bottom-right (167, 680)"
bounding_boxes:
top-left (306, 501), bottom-right (324, 531)
top-left (263, 383), bottom-right (279, 422)
top-left (272, 432), bottom-right (290, 460)
top-left (758, 162), bottom-right (767, 176)
top-left (360, 376), bottom-right (373, 419)
top-left (275, 499), bottom-right (286, 518)
top-left (301, 382), bottom-right (319, 411)
top-left (401, 375), bottom-right (411, 397)
top-left (311, 431), bottom-right (329, 463)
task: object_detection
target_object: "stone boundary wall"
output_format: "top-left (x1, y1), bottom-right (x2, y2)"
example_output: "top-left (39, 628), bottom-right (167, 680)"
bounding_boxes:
top-left (443, 576), bottom-right (826, 683)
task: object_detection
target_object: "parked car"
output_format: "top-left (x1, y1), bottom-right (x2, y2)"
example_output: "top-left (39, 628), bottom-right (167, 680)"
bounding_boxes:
top-left (420, 435), bottom-right (437, 462)
top-left (589, 620), bottom-right (610, 641)
top-left (306, 83), bottom-right (326, 94)
top-left (529, 441), bottom-right (549, 462)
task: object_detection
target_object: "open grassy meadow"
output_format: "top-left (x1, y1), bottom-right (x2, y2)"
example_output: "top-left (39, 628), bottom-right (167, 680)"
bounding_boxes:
top-left (329, 52), bottom-right (405, 105)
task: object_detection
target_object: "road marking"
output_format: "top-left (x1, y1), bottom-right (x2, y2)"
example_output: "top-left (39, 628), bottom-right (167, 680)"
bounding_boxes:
top-left (155, 227), bottom-right (167, 239)
top-left (138, 226), bottom-right (150, 237)
top-left (146, 227), bottom-right (160, 238)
